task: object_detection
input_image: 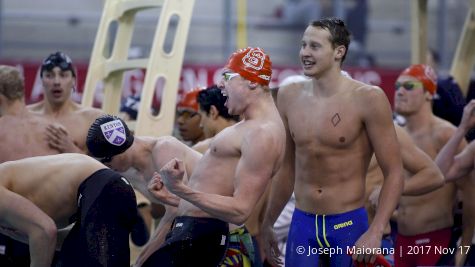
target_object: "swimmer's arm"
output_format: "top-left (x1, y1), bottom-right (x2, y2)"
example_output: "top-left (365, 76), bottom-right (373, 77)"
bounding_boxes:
top-left (191, 138), bottom-right (211, 154)
top-left (135, 206), bottom-right (178, 267)
top-left (262, 85), bottom-right (295, 229)
top-left (261, 114), bottom-right (295, 229)
top-left (175, 131), bottom-right (277, 225)
top-left (435, 130), bottom-right (475, 182)
top-left (396, 125), bottom-right (444, 195)
top-left (457, 176), bottom-right (475, 266)
top-left (45, 123), bottom-right (84, 153)
top-left (148, 172), bottom-right (181, 207)
top-left (153, 136), bottom-right (201, 182)
top-left (0, 188), bottom-right (57, 267)
top-left (362, 89), bottom-right (403, 238)
top-left (436, 100), bottom-right (475, 182)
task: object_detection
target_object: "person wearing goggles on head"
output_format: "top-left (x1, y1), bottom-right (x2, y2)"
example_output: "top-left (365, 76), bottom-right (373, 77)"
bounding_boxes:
top-left (393, 64), bottom-right (475, 267)
top-left (28, 51), bottom-right (104, 154)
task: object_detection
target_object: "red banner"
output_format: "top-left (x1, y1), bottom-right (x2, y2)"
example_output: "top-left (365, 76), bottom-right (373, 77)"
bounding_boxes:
top-left (1, 61), bottom-right (402, 107)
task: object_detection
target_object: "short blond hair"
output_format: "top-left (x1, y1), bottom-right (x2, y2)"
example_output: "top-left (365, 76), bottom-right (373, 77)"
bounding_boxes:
top-left (0, 65), bottom-right (24, 101)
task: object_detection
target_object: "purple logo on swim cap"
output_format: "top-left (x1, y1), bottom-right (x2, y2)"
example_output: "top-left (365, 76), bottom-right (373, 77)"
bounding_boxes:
top-left (100, 120), bottom-right (127, 146)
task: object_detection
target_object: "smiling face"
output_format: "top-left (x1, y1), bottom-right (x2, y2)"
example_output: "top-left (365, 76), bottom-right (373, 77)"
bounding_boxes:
top-left (394, 75), bottom-right (428, 116)
top-left (299, 26), bottom-right (345, 77)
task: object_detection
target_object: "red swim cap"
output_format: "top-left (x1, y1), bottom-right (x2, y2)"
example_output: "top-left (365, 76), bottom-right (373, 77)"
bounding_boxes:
top-left (400, 64), bottom-right (437, 95)
top-left (225, 47), bottom-right (272, 86)
top-left (177, 88), bottom-right (201, 112)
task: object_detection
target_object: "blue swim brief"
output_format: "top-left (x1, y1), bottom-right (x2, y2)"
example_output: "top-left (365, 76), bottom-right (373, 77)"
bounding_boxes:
top-left (286, 207), bottom-right (368, 267)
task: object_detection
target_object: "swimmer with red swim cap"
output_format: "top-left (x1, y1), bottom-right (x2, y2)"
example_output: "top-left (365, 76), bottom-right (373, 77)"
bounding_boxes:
top-left (176, 88), bottom-right (205, 145)
top-left (394, 64), bottom-right (475, 267)
top-left (140, 47), bottom-right (286, 267)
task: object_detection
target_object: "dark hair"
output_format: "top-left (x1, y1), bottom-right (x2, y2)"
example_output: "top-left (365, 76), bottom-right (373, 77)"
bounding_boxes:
top-left (428, 48), bottom-right (440, 65)
top-left (40, 51), bottom-right (76, 78)
top-left (0, 65), bottom-right (24, 101)
top-left (310, 17), bottom-right (351, 64)
top-left (197, 85), bottom-right (240, 121)
top-left (86, 114), bottom-right (134, 158)
top-left (120, 95), bottom-right (140, 120)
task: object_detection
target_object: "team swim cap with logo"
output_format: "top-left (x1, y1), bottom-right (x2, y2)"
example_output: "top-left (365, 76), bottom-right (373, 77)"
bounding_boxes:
top-left (86, 114), bottom-right (134, 158)
top-left (225, 47), bottom-right (272, 86)
top-left (399, 64), bottom-right (437, 95)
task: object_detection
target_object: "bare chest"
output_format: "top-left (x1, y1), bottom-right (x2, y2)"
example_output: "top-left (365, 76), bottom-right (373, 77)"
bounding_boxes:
top-left (286, 98), bottom-right (363, 149)
top-left (409, 132), bottom-right (441, 159)
top-left (208, 132), bottom-right (241, 159)
top-left (54, 115), bottom-right (90, 149)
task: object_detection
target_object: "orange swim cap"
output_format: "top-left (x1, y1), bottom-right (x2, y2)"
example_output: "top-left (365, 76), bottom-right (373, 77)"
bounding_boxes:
top-left (400, 64), bottom-right (437, 95)
top-left (225, 47), bottom-right (272, 86)
top-left (177, 88), bottom-right (202, 112)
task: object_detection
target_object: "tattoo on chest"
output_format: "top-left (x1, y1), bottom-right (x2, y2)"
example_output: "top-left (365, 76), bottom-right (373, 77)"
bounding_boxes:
top-left (331, 113), bottom-right (341, 127)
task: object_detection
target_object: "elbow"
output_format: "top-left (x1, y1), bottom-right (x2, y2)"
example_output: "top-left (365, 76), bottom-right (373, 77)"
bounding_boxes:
top-left (231, 216), bottom-right (247, 226)
top-left (230, 212), bottom-right (248, 225)
top-left (229, 206), bottom-right (251, 225)
top-left (30, 218), bottom-right (57, 245)
top-left (41, 219), bottom-right (57, 243)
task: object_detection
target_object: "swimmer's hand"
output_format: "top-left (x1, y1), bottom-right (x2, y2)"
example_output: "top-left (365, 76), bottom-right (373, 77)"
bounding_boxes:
top-left (459, 100), bottom-right (475, 133)
top-left (148, 172), bottom-right (180, 207)
top-left (45, 123), bottom-right (81, 153)
top-left (261, 225), bottom-right (283, 267)
top-left (352, 229), bottom-right (383, 265)
top-left (159, 158), bottom-right (186, 195)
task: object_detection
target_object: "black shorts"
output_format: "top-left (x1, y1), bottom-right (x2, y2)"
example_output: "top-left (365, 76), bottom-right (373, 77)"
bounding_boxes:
top-left (56, 169), bottom-right (138, 267)
top-left (143, 216), bottom-right (229, 267)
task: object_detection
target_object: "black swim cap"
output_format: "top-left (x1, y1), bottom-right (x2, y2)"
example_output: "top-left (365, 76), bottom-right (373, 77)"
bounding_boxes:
top-left (40, 51), bottom-right (76, 78)
top-left (86, 114), bottom-right (134, 158)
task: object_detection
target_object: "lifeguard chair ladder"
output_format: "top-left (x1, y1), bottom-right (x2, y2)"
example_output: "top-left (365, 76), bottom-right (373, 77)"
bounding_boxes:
top-left (82, 0), bottom-right (195, 136)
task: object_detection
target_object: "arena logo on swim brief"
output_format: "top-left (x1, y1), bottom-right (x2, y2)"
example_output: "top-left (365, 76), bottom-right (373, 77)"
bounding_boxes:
top-left (242, 48), bottom-right (266, 71)
top-left (333, 220), bottom-right (353, 230)
top-left (100, 120), bottom-right (127, 146)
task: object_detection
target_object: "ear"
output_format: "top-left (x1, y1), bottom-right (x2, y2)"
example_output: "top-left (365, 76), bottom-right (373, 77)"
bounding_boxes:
top-left (335, 45), bottom-right (346, 61)
top-left (425, 91), bottom-right (433, 101)
top-left (209, 105), bottom-right (220, 120)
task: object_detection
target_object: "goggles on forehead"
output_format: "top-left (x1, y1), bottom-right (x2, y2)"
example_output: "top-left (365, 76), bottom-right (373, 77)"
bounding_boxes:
top-left (41, 52), bottom-right (76, 77)
top-left (395, 81), bottom-right (423, 91)
top-left (223, 72), bottom-right (240, 82)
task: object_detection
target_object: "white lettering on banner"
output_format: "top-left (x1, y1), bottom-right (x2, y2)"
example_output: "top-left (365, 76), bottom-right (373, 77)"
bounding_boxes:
top-left (181, 68), bottom-right (209, 91)
top-left (18, 63), bottom-right (396, 106)
top-left (352, 70), bottom-right (382, 86)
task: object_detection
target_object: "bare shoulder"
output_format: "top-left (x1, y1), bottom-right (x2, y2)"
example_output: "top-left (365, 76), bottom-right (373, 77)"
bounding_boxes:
top-left (155, 135), bottom-right (182, 149)
top-left (245, 120), bottom-right (284, 152)
top-left (192, 138), bottom-right (211, 154)
top-left (432, 117), bottom-right (457, 143)
top-left (276, 79), bottom-right (311, 106)
top-left (75, 105), bottom-right (104, 118)
top-left (154, 136), bottom-right (196, 158)
top-left (350, 80), bottom-right (386, 100)
top-left (26, 101), bottom-right (44, 112)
